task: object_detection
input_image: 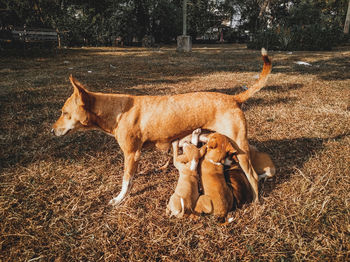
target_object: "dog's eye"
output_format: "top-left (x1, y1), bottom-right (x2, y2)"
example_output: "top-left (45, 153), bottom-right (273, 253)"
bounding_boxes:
top-left (62, 112), bottom-right (69, 117)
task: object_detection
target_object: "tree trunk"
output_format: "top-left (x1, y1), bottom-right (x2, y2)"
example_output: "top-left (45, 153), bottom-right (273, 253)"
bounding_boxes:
top-left (344, 0), bottom-right (350, 34)
top-left (183, 0), bottom-right (187, 35)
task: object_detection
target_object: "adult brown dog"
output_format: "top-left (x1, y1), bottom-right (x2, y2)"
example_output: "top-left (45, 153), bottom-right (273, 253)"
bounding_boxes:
top-left (51, 48), bottom-right (271, 205)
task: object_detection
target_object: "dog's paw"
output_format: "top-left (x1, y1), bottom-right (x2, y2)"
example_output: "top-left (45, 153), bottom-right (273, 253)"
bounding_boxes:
top-left (109, 197), bottom-right (123, 206)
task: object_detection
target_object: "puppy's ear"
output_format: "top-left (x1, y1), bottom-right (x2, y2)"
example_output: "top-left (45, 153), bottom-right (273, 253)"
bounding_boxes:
top-left (226, 142), bottom-right (237, 155)
top-left (70, 75), bottom-right (88, 93)
top-left (199, 144), bottom-right (207, 157)
top-left (207, 138), bottom-right (218, 149)
top-left (176, 155), bottom-right (189, 164)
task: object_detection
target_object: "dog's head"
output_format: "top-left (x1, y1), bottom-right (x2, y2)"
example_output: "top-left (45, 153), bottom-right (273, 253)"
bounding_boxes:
top-left (51, 75), bottom-right (93, 136)
top-left (205, 133), bottom-right (237, 164)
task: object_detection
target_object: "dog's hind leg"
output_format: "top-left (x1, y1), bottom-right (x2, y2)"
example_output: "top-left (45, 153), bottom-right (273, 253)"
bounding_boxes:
top-left (233, 137), bottom-right (259, 202)
top-left (210, 110), bottom-right (259, 202)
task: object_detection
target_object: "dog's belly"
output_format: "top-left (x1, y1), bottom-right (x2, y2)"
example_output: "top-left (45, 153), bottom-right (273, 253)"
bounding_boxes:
top-left (136, 92), bottom-right (238, 146)
top-left (144, 124), bottom-right (205, 148)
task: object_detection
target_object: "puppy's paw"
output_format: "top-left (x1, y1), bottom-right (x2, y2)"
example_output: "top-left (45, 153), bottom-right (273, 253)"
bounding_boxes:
top-left (191, 128), bottom-right (202, 146)
top-left (172, 140), bottom-right (179, 147)
top-left (192, 128), bottom-right (201, 135)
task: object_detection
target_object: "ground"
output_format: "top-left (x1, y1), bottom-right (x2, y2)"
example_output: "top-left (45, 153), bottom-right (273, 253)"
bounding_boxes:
top-left (0, 44), bottom-right (349, 261)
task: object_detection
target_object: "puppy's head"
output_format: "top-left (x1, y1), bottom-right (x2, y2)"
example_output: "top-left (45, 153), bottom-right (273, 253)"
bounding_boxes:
top-left (182, 142), bottom-right (203, 171)
top-left (205, 133), bottom-right (237, 163)
top-left (183, 142), bottom-right (201, 161)
top-left (52, 75), bottom-right (93, 136)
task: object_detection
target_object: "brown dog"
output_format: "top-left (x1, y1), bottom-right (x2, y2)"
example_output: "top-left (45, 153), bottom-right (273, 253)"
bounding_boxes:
top-left (166, 139), bottom-right (205, 218)
top-left (51, 48), bottom-right (271, 206)
top-left (194, 133), bottom-right (237, 221)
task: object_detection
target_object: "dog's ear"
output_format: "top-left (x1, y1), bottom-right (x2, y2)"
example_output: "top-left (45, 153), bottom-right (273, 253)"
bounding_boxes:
top-left (70, 75), bottom-right (88, 93)
top-left (80, 114), bottom-right (90, 126)
top-left (207, 137), bottom-right (218, 149)
top-left (70, 75), bottom-right (89, 106)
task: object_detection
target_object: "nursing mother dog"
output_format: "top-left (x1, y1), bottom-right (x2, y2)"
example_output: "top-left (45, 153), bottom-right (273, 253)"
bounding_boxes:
top-left (51, 48), bottom-right (272, 206)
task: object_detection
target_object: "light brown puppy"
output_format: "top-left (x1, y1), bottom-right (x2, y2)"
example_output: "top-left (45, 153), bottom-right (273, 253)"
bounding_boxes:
top-left (194, 133), bottom-right (237, 222)
top-left (250, 145), bottom-right (275, 180)
top-left (51, 49), bottom-right (271, 206)
top-left (166, 140), bottom-right (205, 218)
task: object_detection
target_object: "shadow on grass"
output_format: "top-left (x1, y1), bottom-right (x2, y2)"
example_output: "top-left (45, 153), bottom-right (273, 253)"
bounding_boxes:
top-left (207, 83), bottom-right (303, 95)
top-left (271, 54), bottom-right (350, 81)
top-left (251, 132), bottom-right (349, 198)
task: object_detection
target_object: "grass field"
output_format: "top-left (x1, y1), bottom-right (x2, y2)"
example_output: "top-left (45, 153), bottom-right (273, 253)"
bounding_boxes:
top-left (1, 44), bottom-right (349, 261)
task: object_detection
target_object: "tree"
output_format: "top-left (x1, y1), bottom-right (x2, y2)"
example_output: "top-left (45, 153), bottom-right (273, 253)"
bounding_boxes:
top-left (345, 0), bottom-right (350, 34)
top-left (247, 0), bottom-right (347, 50)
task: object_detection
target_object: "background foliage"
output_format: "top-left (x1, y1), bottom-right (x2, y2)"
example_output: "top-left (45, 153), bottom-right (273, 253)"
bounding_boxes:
top-left (0, 0), bottom-right (349, 50)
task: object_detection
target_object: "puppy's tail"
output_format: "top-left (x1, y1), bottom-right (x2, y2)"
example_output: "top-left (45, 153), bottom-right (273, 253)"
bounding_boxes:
top-left (233, 48), bottom-right (272, 104)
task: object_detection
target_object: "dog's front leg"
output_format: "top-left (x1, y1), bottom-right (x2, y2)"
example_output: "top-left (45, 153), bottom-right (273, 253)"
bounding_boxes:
top-left (109, 150), bottom-right (141, 206)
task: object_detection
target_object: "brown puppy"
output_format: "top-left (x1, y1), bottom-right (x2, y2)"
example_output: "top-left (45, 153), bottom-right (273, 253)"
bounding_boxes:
top-left (250, 145), bottom-right (275, 180)
top-left (188, 130), bottom-right (275, 180)
top-left (166, 140), bottom-right (205, 218)
top-left (51, 49), bottom-right (271, 206)
top-left (194, 133), bottom-right (237, 222)
top-left (192, 132), bottom-right (275, 222)
top-left (224, 146), bottom-right (275, 212)
top-left (225, 162), bottom-right (254, 210)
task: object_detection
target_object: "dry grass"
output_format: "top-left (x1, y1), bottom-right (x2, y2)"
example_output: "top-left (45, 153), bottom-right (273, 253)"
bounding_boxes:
top-left (1, 44), bottom-right (350, 261)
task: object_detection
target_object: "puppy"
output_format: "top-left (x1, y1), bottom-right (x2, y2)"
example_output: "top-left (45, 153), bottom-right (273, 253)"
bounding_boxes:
top-left (178, 128), bottom-right (209, 147)
top-left (193, 131), bottom-right (275, 180)
top-left (225, 162), bottom-right (254, 210)
top-left (224, 145), bottom-right (275, 211)
top-left (166, 140), bottom-right (206, 218)
top-left (250, 145), bottom-right (275, 180)
top-left (194, 133), bottom-right (237, 222)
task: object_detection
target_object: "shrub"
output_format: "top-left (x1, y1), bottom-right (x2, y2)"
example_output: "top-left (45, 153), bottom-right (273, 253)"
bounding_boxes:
top-left (248, 25), bottom-right (343, 51)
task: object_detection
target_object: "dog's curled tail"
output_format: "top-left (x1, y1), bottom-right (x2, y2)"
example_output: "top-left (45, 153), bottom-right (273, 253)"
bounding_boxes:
top-left (233, 48), bottom-right (272, 104)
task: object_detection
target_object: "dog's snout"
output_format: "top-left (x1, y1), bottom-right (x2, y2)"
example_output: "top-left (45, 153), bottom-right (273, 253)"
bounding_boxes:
top-left (50, 128), bottom-right (55, 135)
